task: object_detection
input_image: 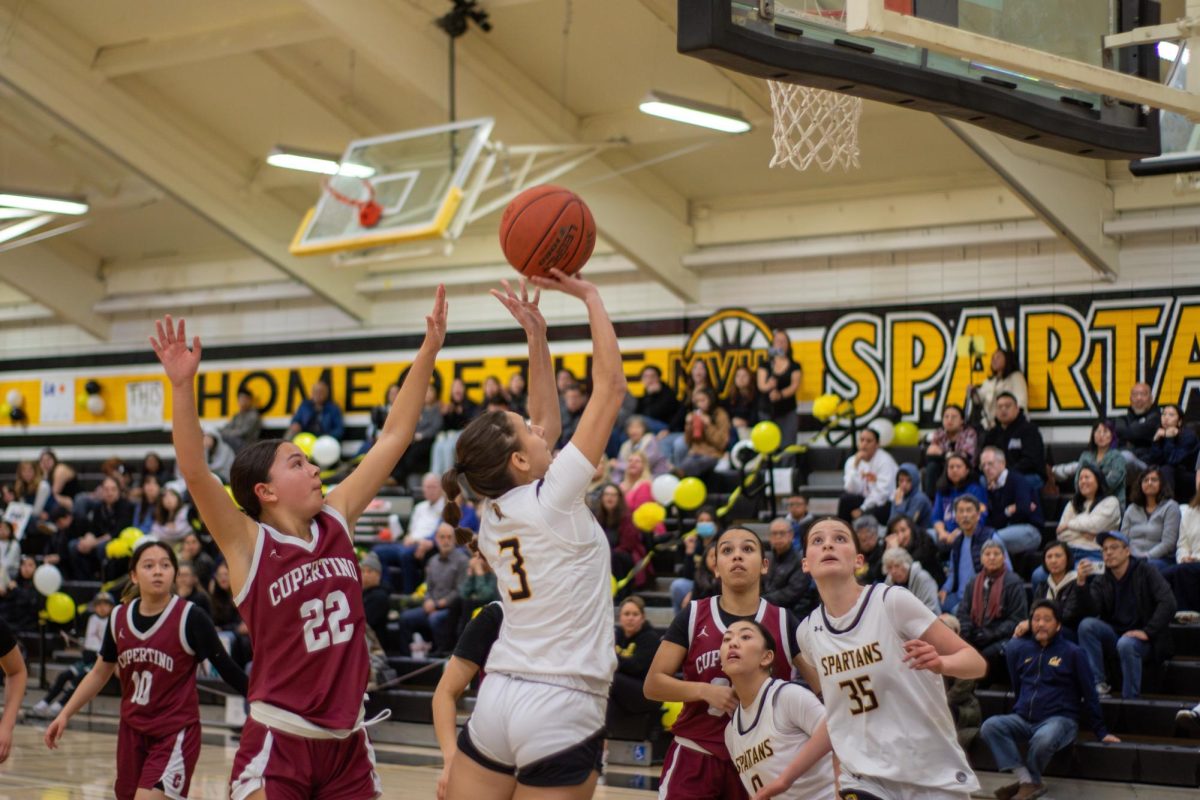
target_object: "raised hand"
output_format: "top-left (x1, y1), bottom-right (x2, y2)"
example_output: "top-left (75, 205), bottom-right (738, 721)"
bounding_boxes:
top-left (490, 278), bottom-right (546, 336)
top-left (528, 267), bottom-right (599, 301)
top-left (149, 315), bottom-right (202, 386)
top-left (425, 284), bottom-right (448, 348)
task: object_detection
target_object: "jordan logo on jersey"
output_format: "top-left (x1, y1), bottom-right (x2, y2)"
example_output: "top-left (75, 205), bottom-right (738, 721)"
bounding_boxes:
top-left (697, 625), bottom-right (711, 639)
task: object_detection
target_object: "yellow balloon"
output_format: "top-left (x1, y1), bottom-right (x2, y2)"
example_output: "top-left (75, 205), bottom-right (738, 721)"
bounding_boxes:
top-left (893, 421), bottom-right (921, 447)
top-left (119, 526), bottom-right (144, 545)
top-left (812, 393), bottom-right (841, 422)
top-left (661, 701), bottom-right (683, 730)
top-left (105, 538), bottom-right (132, 559)
top-left (750, 420), bottom-right (782, 454)
top-left (293, 432), bottom-right (317, 457)
top-left (611, 576), bottom-right (618, 597)
top-left (632, 501), bottom-right (666, 532)
top-left (46, 592), bottom-right (76, 624)
top-left (674, 477), bottom-right (707, 511)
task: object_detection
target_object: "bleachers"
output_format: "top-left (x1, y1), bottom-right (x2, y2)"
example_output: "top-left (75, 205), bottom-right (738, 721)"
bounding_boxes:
top-left (7, 433), bottom-right (1199, 790)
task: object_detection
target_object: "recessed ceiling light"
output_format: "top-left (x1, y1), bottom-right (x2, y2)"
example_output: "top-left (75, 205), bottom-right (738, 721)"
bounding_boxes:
top-left (0, 192), bottom-right (89, 216)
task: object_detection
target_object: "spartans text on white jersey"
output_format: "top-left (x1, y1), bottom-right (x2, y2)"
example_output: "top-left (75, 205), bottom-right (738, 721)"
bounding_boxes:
top-left (795, 585), bottom-right (980, 794)
top-left (476, 443), bottom-right (616, 695)
top-left (724, 678), bottom-right (836, 800)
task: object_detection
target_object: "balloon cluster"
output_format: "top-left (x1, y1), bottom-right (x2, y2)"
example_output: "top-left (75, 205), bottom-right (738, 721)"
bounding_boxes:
top-left (33, 563), bottom-right (76, 624)
top-left (0, 388), bottom-right (26, 423)
top-left (80, 379), bottom-right (105, 416)
top-left (631, 474), bottom-right (712, 533)
top-left (105, 526), bottom-right (146, 559)
top-left (293, 432), bottom-right (341, 468)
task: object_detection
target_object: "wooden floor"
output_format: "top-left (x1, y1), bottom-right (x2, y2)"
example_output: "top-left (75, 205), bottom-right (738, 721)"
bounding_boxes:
top-left (0, 724), bottom-right (656, 799)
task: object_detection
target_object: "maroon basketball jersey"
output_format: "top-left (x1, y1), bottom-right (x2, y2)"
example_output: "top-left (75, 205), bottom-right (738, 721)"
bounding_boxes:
top-left (111, 595), bottom-right (199, 737)
top-left (236, 505), bottom-right (369, 730)
top-left (669, 596), bottom-right (794, 759)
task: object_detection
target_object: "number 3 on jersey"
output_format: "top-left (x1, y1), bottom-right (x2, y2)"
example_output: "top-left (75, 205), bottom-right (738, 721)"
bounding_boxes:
top-left (300, 589), bottom-right (354, 653)
top-left (498, 537), bottom-right (532, 601)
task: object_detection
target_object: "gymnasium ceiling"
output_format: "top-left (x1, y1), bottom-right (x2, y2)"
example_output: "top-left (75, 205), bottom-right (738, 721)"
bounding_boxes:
top-left (0, 0), bottom-right (1194, 340)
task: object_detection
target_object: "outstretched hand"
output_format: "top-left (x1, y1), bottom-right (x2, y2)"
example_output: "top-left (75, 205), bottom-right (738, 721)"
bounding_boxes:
top-left (528, 267), bottom-right (598, 301)
top-left (425, 284), bottom-right (449, 348)
top-left (490, 278), bottom-right (546, 336)
top-left (149, 315), bottom-right (201, 386)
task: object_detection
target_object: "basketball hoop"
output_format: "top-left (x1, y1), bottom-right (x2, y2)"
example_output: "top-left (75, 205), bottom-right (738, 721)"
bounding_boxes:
top-left (767, 80), bottom-right (863, 172)
top-left (323, 178), bottom-right (384, 228)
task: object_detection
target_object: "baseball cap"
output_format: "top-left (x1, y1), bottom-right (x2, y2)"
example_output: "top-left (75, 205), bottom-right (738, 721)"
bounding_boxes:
top-left (1097, 531), bottom-right (1130, 548)
top-left (92, 591), bottom-right (116, 606)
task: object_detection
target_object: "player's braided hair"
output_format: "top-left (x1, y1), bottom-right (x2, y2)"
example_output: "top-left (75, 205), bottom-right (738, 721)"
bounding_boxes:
top-left (442, 410), bottom-right (522, 550)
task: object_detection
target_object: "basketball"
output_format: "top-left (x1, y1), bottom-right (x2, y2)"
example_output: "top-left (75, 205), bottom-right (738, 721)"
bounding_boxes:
top-left (498, 185), bottom-right (596, 278)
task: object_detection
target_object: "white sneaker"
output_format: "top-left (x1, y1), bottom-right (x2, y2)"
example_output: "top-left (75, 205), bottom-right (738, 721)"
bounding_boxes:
top-left (31, 700), bottom-right (49, 717)
top-left (48, 701), bottom-right (62, 715)
top-left (1178, 707), bottom-right (1199, 724)
top-left (1095, 682), bottom-right (1112, 697)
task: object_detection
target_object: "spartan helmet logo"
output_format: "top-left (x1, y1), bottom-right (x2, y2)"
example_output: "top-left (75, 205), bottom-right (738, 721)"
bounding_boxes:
top-left (677, 309), bottom-right (774, 399)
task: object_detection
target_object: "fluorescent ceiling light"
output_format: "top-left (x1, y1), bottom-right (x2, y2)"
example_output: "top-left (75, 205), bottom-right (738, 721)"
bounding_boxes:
top-left (638, 92), bottom-right (751, 134)
top-left (0, 208), bottom-right (37, 220)
top-left (0, 215), bottom-right (54, 245)
top-left (0, 193), bottom-right (89, 216)
top-left (266, 146), bottom-right (375, 178)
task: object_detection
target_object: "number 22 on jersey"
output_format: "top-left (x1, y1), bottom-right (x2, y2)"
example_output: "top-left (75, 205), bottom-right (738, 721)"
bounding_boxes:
top-left (300, 589), bottom-right (354, 653)
top-left (498, 538), bottom-right (532, 601)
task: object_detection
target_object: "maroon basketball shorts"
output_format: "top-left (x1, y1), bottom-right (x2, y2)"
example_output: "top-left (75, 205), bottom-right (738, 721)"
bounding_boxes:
top-left (230, 717), bottom-right (382, 800)
top-left (657, 740), bottom-right (749, 800)
top-left (115, 721), bottom-right (201, 800)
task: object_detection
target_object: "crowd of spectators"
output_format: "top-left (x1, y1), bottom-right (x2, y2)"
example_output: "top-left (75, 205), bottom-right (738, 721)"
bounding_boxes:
top-left (2, 346), bottom-right (1198, 789)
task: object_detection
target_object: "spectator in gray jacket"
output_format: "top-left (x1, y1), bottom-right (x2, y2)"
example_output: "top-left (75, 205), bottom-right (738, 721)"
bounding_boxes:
top-left (763, 518), bottom-right (811, 615)
top-left (1121, 467), bottom-right (1181, 568)
top-left (883, 547), bottom-right (940, 614)
top-left (218, 388), bottom-right (262, 452)
top-left (397, 524), bottom-right (468, 656)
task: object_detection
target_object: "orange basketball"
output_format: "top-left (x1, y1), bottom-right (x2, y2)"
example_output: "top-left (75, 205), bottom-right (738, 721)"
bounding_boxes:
top-left (498, 185), bottom-right (596, 278)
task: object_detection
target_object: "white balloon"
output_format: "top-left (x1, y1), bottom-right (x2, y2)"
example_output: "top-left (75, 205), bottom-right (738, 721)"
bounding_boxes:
top-left (33, 563), bottom-right (63, 597)
top-left (85, 394), bottom-right (105, 415)
top-left (868, 418), bottom-right (895, 447)
top-left (651, 473), bottom-right (680, 506)
top-left (4, 388), bottom-right (21, 408)
top-left (311, 435), bottom-right (342, 468)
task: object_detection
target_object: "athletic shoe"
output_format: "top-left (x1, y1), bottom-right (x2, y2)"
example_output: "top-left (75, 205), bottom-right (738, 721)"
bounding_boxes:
top-left (30, 700), bottom-right (50, 717)
top-left (1014, 784), bottom-right (1047, 800)
top-left (994, 781), bottom-right (1021, 800)
top-left (1177, 707), bottom-right (1199, 726)
top-left (1175, 610), bottom-right (1200, 624)
top-left (48, 701), bottom-right (62, 715)
top-left (1095, 682), bottom-right (1111, 697)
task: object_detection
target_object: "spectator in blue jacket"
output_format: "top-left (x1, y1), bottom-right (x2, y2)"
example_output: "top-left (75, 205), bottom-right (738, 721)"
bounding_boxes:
top-left (980, 446), bottom-right (1045, 555)
top-left (940, 494), bottom-right (1007, 614)
top-left (889, 462), bottom-right (932, 530)
top-left (981, 599), bottom-right (1120, 800)
top-left (286, 378), bottom-right (345, 442)
top-left (931, 453), bottom-right (988, 548)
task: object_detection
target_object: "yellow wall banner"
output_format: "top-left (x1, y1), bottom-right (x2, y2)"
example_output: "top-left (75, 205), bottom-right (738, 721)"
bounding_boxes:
top-left (1, 289), bottom-right (1198, 433)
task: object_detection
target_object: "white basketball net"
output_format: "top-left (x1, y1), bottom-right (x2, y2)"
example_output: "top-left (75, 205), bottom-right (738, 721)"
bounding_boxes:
top-left (768, 80), bottom-right (863, 172)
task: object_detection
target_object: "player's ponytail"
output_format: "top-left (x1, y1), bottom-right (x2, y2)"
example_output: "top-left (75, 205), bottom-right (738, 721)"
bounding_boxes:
top-left (441, 468), bottom-right (477, 552)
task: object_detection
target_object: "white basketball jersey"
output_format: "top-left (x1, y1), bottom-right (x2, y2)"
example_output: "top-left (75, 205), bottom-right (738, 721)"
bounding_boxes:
top-left (476, 444), bottom-right (616, 694)
top-left (725, 678), bottom-right (836, 800)
top-left (795, 584), bottom-right (979, 795)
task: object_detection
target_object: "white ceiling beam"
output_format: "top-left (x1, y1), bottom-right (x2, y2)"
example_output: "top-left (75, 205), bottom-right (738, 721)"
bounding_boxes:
top-left (943, 119), bottom-right (1119, 281)
top-left (0, 2), bottom-right (371, 320)
top-left (357, 253), bottom-right (638, 293)
top-left (92, 11), bottom-right (328, 78)
top-left (0, 243), bottom-right (109, 338)
top-left (95, 281), bottom-right (313, 313)
top-left (299, 0), bottom-right (699, 302)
